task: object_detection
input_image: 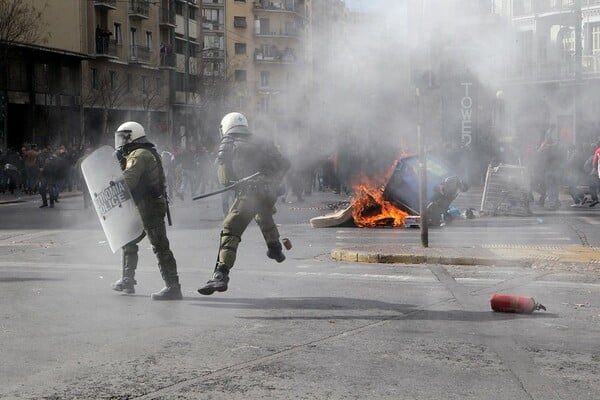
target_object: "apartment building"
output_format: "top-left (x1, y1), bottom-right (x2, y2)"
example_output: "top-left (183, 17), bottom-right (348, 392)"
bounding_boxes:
top-left (220, 0), bottom-right (311, 141)
top-left (502, 0), bottom-right (600, 146)
top-left (0, 0), bottom-right (204, 151)
top-left (1, 0), bottom-right (87, 150)
top-left (84, 0), bottom-right (170, 146)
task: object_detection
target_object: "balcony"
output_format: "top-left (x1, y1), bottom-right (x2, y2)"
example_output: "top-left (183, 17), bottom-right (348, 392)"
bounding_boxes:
top-left (159, 52), bottom-right (176, 69)
top-left (507, 56), bottom-right (600, 82)
top-left (514, 0), bottom-right (600, 17)
top-left (202, 20), bottom-right (225, 32)
top-left (254, 48), bottom-right (297, 64)
top-left (129, 44), bottom-right (152, 64)
top-left (159, 7), bottom-right (176, 27)
top-left (255, 29), bottom-right (301, 39)
top-left (96, 38), bottom-right (119, 59)
top-left (201, 49), bottom-right (225, 59)
top-left (253, 1), bottom-right (307, 18)
top-left (94, 0), bottom-right (117, 10)
top-left (129, 0), bottom-right (150, 19)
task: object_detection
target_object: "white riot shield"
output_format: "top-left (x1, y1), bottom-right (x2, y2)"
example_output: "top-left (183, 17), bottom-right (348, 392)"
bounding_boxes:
top-left (81, 145), bottom-right (144, 253)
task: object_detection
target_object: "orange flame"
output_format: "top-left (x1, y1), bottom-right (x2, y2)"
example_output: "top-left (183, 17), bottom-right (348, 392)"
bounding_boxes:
top-left (351, 163), bottom-right (409, 228)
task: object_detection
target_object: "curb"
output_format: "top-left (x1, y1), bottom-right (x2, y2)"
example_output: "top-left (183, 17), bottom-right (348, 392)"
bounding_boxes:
top-left (0, 191), bottom-right (83, 205)
top-left (331, 249), bottom-right (516, 267)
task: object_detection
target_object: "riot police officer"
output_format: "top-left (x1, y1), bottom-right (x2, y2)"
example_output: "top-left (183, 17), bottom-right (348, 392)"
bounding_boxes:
top-left (112, 121), bottom-right (182, 300)
top-left (198, 112), bottom-right (290, 295)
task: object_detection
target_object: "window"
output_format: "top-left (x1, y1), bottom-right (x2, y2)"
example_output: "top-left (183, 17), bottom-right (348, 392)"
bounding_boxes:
top-left (175, 72), bottom-right (184, 91)
top-left (561, 29), bottom-right (574, 60)
top-left (235, 43), bottom-right (246, 55)
top-left (130, 28), bottom-right (136, 46)
top-left (146, 31), bottom-right (152, 49)
top-left (141, 76), bottom-right (148, 94)
top-left (175, 2), bottom-right (183, 15)
top-left (114, 23), bottom-right (121, 44)
top-left (91, 68), bottom-right (98, 89)
top-left (592, 25), bottom-right (600, 55)
top-left (234, 16), bottom-right (247, 28)
top-left (175, 38), bottom-right (185, 54)
top-left (156, 78), bottom-right (161, 95)
top-left (204, 34), bottom-right (222, 50)
top-left (260, 70), bottom-right (269, 87)
top-left (109, 70), bottom-right (116, 90)
top-left (234, 69), bottom-right (246, 81)
top-left (34, 64), bottom-right (49, 92)
top-left (60, 66), bottom-right (73, 93)
top-left (189, 7), bottom-right (197, 21)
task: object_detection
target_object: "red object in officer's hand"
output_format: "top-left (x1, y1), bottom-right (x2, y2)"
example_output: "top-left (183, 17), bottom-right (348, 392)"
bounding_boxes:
top-left (490, 293), bottom-right (546, 314)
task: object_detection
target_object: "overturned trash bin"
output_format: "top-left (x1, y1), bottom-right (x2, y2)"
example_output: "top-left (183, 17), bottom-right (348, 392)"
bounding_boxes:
top-left (310, 155), bottom-right (467, 228)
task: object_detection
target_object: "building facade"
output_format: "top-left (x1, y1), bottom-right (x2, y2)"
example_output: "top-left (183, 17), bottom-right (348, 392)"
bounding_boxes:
top-left (501, 0), bottom-right (600, 148)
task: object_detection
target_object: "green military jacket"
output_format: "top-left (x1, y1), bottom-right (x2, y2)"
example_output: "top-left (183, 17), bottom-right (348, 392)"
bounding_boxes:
top-left (123, 147), bottom-right (164, 203)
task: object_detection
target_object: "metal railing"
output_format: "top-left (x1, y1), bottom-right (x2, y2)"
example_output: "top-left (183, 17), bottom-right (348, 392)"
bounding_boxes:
top-left (509, 56), bottom-right (600, 80)
top-left (159, 7), bottom-right (175, 25)
top-left (96, 38), bottom-right (119, 58)
top-left (514, 0), bottom-right (600, 16)
top-left (94, 0), bottom-right (117, 7)
top-left (129, 44), bottom-right (151, 63)
top-left (253, 0), bottom-right (307, 17)
top-left (129, 0), bottom-right (150, 18)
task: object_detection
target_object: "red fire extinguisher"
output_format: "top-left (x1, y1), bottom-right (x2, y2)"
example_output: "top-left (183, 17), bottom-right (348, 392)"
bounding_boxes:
top-left (490, 293), bottom-right (546, 314)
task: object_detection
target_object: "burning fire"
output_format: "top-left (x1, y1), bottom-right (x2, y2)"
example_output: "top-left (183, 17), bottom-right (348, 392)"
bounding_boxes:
top-left (351, 163), bottom-right (409, 228)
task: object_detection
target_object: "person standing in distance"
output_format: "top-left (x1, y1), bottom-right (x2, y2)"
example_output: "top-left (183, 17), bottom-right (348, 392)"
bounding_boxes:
top-left (112, 121), bottom-right (183, 300)
top-left (198, 112), bottom-right (290, 295)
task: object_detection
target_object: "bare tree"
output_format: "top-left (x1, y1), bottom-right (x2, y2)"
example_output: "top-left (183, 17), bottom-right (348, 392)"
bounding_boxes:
top-left (0, 0), bottom-right (48, 47)
top-left (0, 0), bottom-right (48, 150)
top-left (141, 76), bottom-right (167, 131)
top-left (83, 70), bottom-right (129, 139)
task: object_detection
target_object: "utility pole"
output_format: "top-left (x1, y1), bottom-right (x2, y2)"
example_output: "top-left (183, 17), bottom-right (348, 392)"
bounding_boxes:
top-left (574, 0), bottom-right (582, 144)
top-left (416, 0), bottom-right (428, 247)
top-left (417, 87), bottom-right (428, 247)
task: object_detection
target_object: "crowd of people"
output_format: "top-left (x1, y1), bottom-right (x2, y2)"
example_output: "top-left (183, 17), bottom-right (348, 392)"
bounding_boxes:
top-left (0, 144), bottom-right (90, 208)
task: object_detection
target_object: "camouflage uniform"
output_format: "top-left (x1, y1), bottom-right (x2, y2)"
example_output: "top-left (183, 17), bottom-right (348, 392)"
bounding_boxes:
top-left (114, 142), bottom-right (181, 299)
top-left (198, 133), bottom-right (290, 295)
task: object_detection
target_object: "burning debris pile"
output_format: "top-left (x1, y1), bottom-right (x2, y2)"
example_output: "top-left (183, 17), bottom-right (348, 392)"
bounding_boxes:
top-left (351, 164), bottom-right (408, 228)
top-left (310, 155), bottom-right (467, 229)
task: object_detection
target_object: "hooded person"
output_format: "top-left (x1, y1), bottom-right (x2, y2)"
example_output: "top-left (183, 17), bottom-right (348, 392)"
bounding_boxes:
top-left (198, 112), bottom-right (291, 295)
top-left (112, 121), bottom-right (182, 300)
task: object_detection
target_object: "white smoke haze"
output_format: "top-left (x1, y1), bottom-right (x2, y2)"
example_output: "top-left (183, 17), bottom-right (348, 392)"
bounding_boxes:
top-left (292, 0), bottom-right (535, 188)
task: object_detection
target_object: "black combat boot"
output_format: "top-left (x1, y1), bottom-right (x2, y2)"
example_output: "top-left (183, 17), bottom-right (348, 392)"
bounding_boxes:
top-left (111, 277), bottom-right (136, 294)
top-left (198, 266), bottom-right (230, 295)
top-left (151, 283), bottom-right (183, 300)
top-left (266, 242), bottom-right (286, 263)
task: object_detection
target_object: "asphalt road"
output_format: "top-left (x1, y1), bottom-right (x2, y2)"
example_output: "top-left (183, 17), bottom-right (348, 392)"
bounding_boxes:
top-left (0, 190), bottom-right (599, 399)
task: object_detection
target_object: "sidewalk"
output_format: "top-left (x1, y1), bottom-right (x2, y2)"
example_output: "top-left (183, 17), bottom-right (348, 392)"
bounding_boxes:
top-left (332, 244), bottom-right (600, 269)
top-left (0, 190), bottom-right (83, 205)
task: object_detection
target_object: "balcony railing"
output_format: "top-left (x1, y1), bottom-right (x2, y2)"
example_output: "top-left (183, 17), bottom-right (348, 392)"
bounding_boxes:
top-left (255, 29), bottom-right (300, 39)
top-left (159, 7), bottom-right (176, 26)
top-left (254, 49), bottom-right (297, 64)
top-left (160, 52), bottom-right (176, 68)
top-left (129, 0), bottom-right (150, 19)
top-left (202, 21), bottom-right (225, 32)
top-left (508, 56), bottom-right (600, 81)
top-left (253, 1), bottom-right (307, 18)
top-left (514, 0), bottom-right (600, 16)
top-left (130, 44), bottom-right (151, 64)
top-left (94, 0), bottom-right (117, 9)
top-left (96, 38), bottom-right (119, 58)
top-left (201, 48), bottom-right (225, 59)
